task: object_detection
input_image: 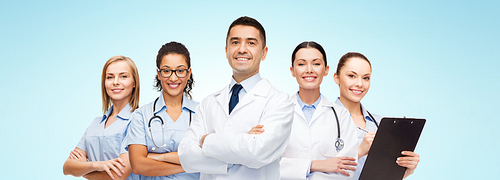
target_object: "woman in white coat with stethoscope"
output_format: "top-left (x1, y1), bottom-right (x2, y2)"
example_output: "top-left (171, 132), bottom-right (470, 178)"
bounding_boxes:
top-left (333, 52), bottom-right (420, 180)
top-left (279, 41), bottom-right (358, 180)
top-left (124, 41), bottom-right (200, 180)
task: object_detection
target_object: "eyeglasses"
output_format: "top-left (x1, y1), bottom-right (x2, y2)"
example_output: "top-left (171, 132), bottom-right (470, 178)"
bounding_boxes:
top-left (158, 68), bottom-right (190, 78)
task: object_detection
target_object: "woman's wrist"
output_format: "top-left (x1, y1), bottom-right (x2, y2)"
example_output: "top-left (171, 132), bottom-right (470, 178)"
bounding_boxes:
top-left (89, 161), bottom-right (98, 171)
top-left (358, 146), bottom-right (367, 159)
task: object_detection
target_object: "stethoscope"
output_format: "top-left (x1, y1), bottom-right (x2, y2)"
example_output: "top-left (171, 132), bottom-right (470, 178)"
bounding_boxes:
top-left (331, 107), bottom-right (378, 152)
top-left (332, 105), bottom-right (379, 152)
top-left (364, 106), bottom-right (379, 128)
top-left (330, 107), bottom-right (344, 152)
top-left (149, 97), bottom-right (192, 151)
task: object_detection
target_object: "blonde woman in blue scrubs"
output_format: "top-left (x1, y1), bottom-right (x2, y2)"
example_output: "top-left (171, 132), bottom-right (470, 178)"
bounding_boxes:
top-left (124, 42), bottom-right (199, 180)
top-left (279, 41), bottom-right (358, 180)
top-left (63, 55), bottom-right (140, 180)
top-left (333, 52), bottom-right (420, 179)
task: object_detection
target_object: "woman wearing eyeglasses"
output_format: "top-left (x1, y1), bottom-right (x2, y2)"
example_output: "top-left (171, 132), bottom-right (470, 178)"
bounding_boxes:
top-left (63, 55), bottom-right (140, 180)
top-left (333, 52), bottom-right (420, 179)
top-left (124, 41), bottom-right (200, 180)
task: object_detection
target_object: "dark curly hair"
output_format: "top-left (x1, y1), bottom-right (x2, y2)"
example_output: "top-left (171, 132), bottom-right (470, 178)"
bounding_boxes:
top-left (154, 41), bottom-right (194, 99)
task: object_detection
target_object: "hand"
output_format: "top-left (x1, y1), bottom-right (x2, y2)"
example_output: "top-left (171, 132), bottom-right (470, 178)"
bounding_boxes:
top-left (200, 134), bottom-right (209, 148)
top-left (247, 125), bottom-right (264, 134)
top-left (397, 151), bottom-right (420, 179)
top-left (69, 149), bottom-right (87, 162)
top-left (91, 157), bottom-right (126, 180)
top-left (311, 157), bottom-right (357, 176)
top-left (358, 132), bottom-right (375, 158)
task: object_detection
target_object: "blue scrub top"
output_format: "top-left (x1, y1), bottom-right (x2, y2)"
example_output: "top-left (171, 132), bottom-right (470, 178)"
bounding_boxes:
top-left (125, 94), bottom-right (200, 180)
top-left (335, 98), bottom-right (381, 180)
top-left (76, 103), bottom-right (140, 180)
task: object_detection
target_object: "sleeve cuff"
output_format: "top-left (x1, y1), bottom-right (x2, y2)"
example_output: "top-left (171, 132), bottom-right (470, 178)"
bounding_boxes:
top-left (306, 160), bottom-right (312, 177)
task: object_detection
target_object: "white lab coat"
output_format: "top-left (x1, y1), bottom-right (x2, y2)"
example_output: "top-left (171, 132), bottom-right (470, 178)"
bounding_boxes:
top-left (280, 94), bottom-right (358, 180)
top-left (178, 78), bottom-right (294, 180)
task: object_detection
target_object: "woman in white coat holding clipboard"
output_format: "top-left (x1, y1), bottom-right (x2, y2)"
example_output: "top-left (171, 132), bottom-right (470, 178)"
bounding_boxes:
top-left (333, 52), bottom-right (420, 179)
top-left (279, 41), bottom-right (358, 180)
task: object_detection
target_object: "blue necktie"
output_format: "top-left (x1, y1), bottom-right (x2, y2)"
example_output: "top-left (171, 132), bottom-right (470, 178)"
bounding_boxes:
top-left (229, 84), bottom-right (243, 114)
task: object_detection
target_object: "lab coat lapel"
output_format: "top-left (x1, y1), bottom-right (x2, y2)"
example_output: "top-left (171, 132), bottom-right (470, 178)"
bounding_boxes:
top-left (230, 79), bottom-right (271, 114)
top-left (215, 84), bottom-right (230, 116)
top-left (293, 93), bottom-right (307, 122)
top-left (310, 104), bottom-right (324, 124)
top-left (310, 95), bottom-right (333, 124)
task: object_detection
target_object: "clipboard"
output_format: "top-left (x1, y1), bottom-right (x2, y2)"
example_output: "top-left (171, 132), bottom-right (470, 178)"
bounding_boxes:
top-left (358, 117), bottom-right (426, 180)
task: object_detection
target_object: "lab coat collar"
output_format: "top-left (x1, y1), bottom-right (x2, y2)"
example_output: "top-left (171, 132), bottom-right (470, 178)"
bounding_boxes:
top-left (360, 103), bottom-right (375, 123)
top-left (295, 92), bottom-right (321, 110)
top-left (292, 93), bottom-right (306, 122)
top-left (100, 103), bottom-right (133, 123)
top-left (293, 93), bottom-right (334, 125)
top-left (232, 78), bottom-right (271, 113)
top-left (311, 94), bottom-right (335, 124)
top-left (229, 72), bottom-right (261, 95)
top-left (334, 97), bottom-right (376, 123)
top-left (216, 78), bottom-right (271, 115)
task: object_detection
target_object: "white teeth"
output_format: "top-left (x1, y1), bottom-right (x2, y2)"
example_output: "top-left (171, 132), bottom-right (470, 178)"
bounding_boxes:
top-left (169, 84), bottom-right (179, 88)
top-left (352, 90), bottom-right (362, 94)
top-left (236, 58), bottom-right (250, 61)
top-left (304, 77), bottom-right (315, 81)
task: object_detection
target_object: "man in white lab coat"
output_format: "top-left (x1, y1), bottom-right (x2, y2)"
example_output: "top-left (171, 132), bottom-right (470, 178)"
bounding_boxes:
top-left (178, 16), bottom-right (294, 179)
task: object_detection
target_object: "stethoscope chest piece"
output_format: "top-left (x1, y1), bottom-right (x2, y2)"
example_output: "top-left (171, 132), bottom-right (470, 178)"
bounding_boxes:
top-left (330, 107), bottom-right (344, 152)
top-left (335, 138), bottom-right (344, 152)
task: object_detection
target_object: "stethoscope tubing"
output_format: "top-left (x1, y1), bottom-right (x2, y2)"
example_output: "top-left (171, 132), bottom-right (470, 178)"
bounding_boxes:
top-left (330, 107), bottom-right (344, 151)
top-left (366, 110), bottom-right (379, 128)
top-left (148, 97), bottom-right (192, 150)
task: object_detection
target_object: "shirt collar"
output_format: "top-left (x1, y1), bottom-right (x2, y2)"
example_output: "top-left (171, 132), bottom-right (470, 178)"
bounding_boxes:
top-left (360, 103), bottom-right (375, 122)
top-left (334, 97), bottom-right (375, 123)
top-left (182, 94), bottom-right (198, 113)
top-left (296, 92), bottom-right (321, 109)
top-left (155, 93), bottom-right (198, 114)
top-left (229, 72), bottom-right (262, 94)
top-left (101, 103), bottom-right (133, 123)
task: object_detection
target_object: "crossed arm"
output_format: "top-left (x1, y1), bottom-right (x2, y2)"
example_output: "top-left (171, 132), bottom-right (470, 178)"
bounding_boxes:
top-left (128, 144), bottom-right (184, 176)
top-left (63, 148), bottom-right (131, 180)
top-left (200, 98), bottom-right (294, 169)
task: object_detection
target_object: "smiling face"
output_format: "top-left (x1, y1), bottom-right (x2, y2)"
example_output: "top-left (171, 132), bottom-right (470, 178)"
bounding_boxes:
top-left (225, 25), bottom-right (268, 82)
top-left (156, 53), bottom-right (191, 99)
top-left (334, 57), bottom-right (371, 104)
top-left (291, 48), bottom-right (329, 90)
top-left (105, 60), bottom-right (135, 106)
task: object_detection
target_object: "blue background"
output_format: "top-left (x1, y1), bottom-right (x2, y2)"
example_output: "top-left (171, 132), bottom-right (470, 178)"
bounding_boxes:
top-left (1, 0), bottom-right (499, 179)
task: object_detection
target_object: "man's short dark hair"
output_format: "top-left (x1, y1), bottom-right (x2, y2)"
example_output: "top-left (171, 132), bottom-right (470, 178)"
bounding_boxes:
top-left (226, 16), bottom-right (266, 48)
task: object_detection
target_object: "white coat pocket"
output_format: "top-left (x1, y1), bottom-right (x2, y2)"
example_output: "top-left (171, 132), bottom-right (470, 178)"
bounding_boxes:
top-left (319, 138), bottom-right (337, 158)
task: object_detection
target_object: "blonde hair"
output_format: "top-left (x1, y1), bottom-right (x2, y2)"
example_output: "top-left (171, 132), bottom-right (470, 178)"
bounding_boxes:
top-left (101, 55), bottom-right (140, 113)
